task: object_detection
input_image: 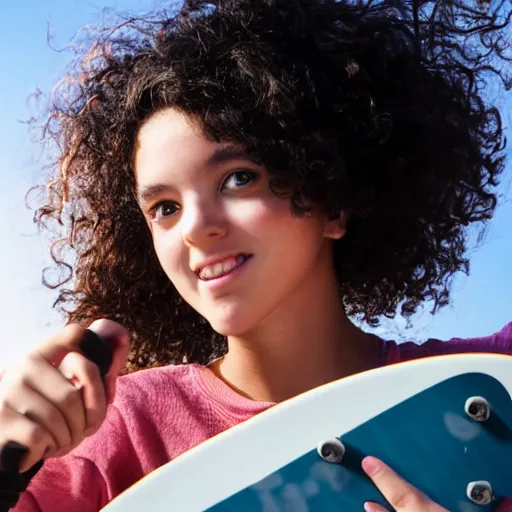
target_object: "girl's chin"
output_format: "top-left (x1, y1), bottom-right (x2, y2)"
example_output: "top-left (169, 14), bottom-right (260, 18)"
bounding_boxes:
top-left (210, 322), bottom-right (251, 338)
top-left (202, 301), bottom-right (268, 337)
top-left (207, 315), bottom-right (257, 338)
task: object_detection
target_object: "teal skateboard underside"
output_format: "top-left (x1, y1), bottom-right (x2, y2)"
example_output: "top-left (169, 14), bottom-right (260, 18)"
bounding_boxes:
top-left (208, 373), bottom-right (512, 511)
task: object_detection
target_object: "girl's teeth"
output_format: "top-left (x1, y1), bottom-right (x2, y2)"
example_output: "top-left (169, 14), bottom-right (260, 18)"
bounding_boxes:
top-left (202, 266), bottom-right (214, 279)
top-left (213, 262), bottom-right (224, 277)
top-left (199, 255), bottom-right (246, 280)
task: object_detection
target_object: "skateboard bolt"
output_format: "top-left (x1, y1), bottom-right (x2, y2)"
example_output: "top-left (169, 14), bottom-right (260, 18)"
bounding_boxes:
top-left (466, 481), bottom-right (493, 505)
top-left (465, 396), bottom-right (491, 422)
top-left (317, 438), bottom-right (345, 464)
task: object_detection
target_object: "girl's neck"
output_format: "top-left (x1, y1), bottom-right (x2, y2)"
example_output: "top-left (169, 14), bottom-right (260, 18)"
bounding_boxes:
top-left (209, 254), bottom-right (381, 403)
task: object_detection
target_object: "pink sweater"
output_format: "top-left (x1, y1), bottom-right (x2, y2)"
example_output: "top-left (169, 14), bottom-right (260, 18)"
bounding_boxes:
top-left (14, 323), bottom-right (512, 511)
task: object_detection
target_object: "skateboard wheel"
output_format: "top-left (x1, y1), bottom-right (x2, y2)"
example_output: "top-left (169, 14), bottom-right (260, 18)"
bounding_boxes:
top-left (316, 438), bottom-right (345, 464)
top-left (465, 396), bottom-right (491, 422)
top-left (466, 481), bottom-right (493, 505)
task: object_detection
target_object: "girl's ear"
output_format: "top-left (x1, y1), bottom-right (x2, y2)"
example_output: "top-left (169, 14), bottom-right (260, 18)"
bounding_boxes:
top-left (324, 210), bottom-right (349, 240)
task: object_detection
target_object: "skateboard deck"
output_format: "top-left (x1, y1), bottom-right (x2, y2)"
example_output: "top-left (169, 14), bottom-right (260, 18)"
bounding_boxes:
top-left (102, 353), bottom-right (512, 511)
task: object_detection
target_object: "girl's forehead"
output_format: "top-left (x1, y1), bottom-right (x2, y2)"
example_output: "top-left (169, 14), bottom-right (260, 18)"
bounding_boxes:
top-left (134, 108), bottom-right (258, 190)
top-left (134, 109), bottom-right (213, 174)
top-left (136, 108), bottom-right (203, 149)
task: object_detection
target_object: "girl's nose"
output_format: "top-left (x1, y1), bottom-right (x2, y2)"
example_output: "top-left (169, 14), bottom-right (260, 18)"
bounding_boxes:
top-left (181, 198), bottom-right (228, 247)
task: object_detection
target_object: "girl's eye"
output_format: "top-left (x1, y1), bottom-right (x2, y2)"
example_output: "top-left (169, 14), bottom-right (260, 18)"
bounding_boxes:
top-left (150, 201), bottom-right (179, 220)
top-left (221, 170), bottom-right (259, 190)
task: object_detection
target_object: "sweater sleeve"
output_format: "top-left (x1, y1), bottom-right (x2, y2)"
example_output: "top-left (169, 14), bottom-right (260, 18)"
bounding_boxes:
top-left (13, 455), bottom-right (108, 512)
top-left (10, 398), bottom-right (145, 511)
top-left (395, 321), bottom-right (512, 362)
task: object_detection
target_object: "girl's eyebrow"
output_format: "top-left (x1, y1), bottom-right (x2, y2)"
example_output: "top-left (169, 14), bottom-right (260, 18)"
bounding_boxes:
top-left (206, 145), bottom-right (259, 167)
top-left (137, 183), bottom-right (173, 204)
top-left (137, 145), bottom-right (261, 203)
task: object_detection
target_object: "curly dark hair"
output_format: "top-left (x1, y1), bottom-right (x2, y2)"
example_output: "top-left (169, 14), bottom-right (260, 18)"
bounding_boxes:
top-left (30, 0), bottom-right (511, 371)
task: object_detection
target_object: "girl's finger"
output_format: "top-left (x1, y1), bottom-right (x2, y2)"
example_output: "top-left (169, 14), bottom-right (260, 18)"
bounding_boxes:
top-left (87, 319), bottom-right (130, 403)
top-left (58, 352), bottom-right (107, 436)
top-left (0, 401), bottom-right (57, 473)
top-left (362, 456), bottom-right (448, 511)
top-left (32, 324), bottom-right (93, 367)
top-left (364, 502), bottom-right (389, 512)
top-left (2, 379), bottom-right (71, 454)
top-left (15, 353), bottom-right (87, 447)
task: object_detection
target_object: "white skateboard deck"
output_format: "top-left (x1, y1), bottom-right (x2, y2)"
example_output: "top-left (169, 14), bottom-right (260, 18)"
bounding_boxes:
top-left (102, 353), bottom-right (512, 511)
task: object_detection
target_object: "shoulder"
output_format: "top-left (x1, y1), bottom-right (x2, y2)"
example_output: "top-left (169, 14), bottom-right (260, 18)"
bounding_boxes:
top-left (71, 363), bottom-right (205, 459)
top-left (52, 364), bottom-right (207, 500)
top-left (389, 321), bottom-right (512, 363)
top-left (115, 363), bottom-right (202, 407)
top-left (102, 362), bottom-right (204, 426)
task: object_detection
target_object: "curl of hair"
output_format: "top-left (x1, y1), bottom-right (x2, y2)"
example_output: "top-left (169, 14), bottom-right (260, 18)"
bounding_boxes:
top-left (31, 0), bottom-right (511, 371)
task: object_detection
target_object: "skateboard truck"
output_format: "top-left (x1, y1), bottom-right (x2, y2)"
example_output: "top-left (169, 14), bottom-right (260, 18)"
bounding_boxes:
top-left (0, 329), bottom-right (113, 512)
top-left (317, 438), bottom-right (346, 464)
top-left (466, 480), bottom-right (494, 506)
top-left (465, 396), bottom-right (491, 422)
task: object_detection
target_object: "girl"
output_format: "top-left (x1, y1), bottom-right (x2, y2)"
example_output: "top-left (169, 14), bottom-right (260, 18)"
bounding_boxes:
top-left (0, 0), bottom-right (511, 510)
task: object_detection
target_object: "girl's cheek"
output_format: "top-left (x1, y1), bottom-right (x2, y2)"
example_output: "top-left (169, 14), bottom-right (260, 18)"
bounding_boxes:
top-left (228, 197), bottom-right (287, 227)
top-left (152, 231), bottom-right (181, 273)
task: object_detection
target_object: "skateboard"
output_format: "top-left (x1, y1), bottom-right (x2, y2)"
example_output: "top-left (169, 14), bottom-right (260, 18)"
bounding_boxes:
top-left (102, 353), bottom-right (512, 511)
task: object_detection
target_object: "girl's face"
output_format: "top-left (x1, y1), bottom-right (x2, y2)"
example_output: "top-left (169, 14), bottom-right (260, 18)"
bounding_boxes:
top-left (134, 108), bottom-right (344, 336)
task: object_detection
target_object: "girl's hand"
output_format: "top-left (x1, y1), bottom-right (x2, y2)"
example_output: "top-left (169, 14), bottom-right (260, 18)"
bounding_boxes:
top-left (362, 456), bottom-right (448, 512)
top-left (0, 319), bottom-right (129, 472)
top-left (362, 456), bottom-right (512, 512)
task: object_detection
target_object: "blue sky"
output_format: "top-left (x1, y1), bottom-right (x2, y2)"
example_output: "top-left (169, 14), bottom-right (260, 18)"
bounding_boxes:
top-left (0, 1), bottom-right (510, 366)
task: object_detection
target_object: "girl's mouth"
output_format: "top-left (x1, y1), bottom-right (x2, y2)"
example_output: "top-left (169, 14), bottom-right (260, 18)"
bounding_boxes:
top-left (198, 254), bottom-right (252, 281)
